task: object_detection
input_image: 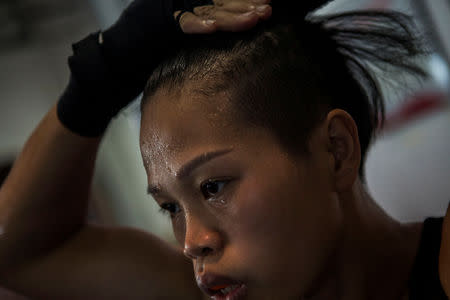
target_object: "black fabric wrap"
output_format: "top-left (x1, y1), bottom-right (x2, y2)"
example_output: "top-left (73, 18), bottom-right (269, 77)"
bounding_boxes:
top-left (57, 0), bottom-right (331, 137)
top-left (58, 0), bottom-right (194, 137)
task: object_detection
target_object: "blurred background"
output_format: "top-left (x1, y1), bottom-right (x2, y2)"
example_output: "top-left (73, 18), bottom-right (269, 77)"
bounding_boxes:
top-left (0, 0), bottom-right (449, 297)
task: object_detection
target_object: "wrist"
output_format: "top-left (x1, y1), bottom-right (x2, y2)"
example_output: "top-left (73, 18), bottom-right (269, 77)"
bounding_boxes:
top-left (58, 75), bottom-right (113, 137)
top-left (57, 32), bottom-right (117, 137)
top-left (57, 0), bottom-right (191, 137)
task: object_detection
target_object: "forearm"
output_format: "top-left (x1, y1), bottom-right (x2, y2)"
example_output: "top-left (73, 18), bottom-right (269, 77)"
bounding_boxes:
top-left (0, 0), bottom-right (182, 281)
top-left (0, 104), bottom-right (101, 271)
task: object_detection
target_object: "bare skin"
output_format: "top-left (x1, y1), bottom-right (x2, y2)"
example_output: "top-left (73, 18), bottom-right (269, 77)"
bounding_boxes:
top-left (138, 86), bottom-right (424, 300)
top-left (0, 106), bottom-right (203, 299)
top-left (0, 0), bottom-right (448, 299)
top-left (174, 0), bottom-right (272, 34)
top-left (0, 1), bottom-right (270, 299)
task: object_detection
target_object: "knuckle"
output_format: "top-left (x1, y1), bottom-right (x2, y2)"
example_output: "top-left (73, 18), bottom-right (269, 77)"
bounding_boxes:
top-left (179, 13), bottom-right (191, 28)
top-left (218, 1), bottom-right (256, 14)
top-left (212, 0), bottom-right (225, 7)
top-left (178, 13), bottom-right (186, 23)
top-left (193, 5), bottom-right (215, 18)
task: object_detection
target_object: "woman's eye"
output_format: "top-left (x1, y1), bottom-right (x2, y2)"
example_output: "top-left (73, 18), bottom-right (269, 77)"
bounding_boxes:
top-left (200, 180), bottom-right (228, 199)
top-left (159, 203), bottom-right (181, 217)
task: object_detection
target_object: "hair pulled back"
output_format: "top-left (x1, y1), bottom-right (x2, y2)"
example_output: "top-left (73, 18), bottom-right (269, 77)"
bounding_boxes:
top-left (143, 1), bottom-right (427, 177)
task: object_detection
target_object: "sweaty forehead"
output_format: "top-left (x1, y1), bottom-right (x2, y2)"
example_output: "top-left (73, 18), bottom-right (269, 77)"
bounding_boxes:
top-left (139, 85), bottom-right (240, 171)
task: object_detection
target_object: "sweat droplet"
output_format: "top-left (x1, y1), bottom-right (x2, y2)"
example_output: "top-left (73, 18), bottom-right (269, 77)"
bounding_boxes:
top-left (195, 257), bottom-right (205, 274)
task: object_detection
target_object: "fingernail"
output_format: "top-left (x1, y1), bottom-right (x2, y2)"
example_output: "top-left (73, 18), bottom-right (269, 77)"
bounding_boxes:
top-left (203, 19), bottom-right (216, 26)
top-left (241, 11), bottom-right (254, 17)
top-left (256, 4), bottom-right (269, 12)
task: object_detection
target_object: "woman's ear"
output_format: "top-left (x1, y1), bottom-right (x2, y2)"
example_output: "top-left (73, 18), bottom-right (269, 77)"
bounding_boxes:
top-left (325, 109), bottom-right (361, 192)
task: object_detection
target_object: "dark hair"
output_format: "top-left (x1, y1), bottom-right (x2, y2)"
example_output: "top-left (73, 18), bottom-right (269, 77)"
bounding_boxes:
top-left (142, 6), bottom-right (427, 177)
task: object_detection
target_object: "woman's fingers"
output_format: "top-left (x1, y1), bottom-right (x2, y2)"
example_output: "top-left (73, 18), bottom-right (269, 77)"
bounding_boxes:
top-left (174, 11), bottom-right (217, 34)
top-left (174, 0), bottom-right (272, 34)
top-left (194, 2), bottom-right (253, 14)
top-left (214, 9), bottom-right (268, 32)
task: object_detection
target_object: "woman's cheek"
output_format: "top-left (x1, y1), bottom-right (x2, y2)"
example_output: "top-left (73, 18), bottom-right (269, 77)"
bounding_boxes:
top-left (227, 177), bottom-right (288, 258)
top-left (172, 214), bottom-right (187, 246)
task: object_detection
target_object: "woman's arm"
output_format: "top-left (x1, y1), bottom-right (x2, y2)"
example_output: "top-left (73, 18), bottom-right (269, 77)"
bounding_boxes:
top-left (0, 106), bottom-right (200, 299)
top-left (0, 1), bottom-right (272, 298)
top-left (0, 106), bottom-right (99, 269)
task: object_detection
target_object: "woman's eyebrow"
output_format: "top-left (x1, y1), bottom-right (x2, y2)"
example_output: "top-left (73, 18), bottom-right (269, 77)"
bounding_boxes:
top-left (146, 148), bottom-right (233, 196)
top-left (175, 148), bottom-right (233, 179)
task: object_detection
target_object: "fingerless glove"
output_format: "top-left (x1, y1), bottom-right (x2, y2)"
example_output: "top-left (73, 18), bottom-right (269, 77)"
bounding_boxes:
top-left (58, 0), bottom-right (194, 137)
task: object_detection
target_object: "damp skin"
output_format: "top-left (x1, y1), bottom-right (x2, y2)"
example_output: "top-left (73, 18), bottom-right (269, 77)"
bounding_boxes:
top-left (139, 87), bottom-right (344, 299)
top-left (195, 256), bottom-right (205, 277)
top-left (139, 82), bottom-right (423, 300)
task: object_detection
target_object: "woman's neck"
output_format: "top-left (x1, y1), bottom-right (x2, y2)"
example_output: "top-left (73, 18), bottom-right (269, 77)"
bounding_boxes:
top-left (306, 179), bottom-right (423, 300)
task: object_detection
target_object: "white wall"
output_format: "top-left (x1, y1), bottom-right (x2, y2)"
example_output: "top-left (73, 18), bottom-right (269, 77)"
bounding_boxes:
top-left (366, 106), bottom-right (450, 222)
top-left (0, 2), bottom-right (173, 239)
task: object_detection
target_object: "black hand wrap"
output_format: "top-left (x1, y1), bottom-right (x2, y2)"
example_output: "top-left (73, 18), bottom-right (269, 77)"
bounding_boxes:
top-left (58, 0), bottom-right (196, 137)
top-left (58, 0), bottom-right (330, 137)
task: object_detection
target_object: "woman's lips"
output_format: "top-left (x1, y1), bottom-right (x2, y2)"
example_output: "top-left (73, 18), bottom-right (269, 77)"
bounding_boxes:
top-left (211, 284), bottom-right (248, 300)
top-left (197, 273), bottom-right (248, 299)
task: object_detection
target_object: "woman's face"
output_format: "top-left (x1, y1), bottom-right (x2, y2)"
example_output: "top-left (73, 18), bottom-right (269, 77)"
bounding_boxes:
top-left (140, 87), bottom-right (343, 299)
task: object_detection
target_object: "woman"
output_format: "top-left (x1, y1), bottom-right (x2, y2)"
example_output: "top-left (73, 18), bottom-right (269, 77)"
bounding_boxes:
top-left (0, 0), bottom-right (448, 299)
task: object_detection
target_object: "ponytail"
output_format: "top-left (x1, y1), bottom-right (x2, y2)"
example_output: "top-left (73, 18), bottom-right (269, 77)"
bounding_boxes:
top-left (143, 4), bottom-right (428, 177)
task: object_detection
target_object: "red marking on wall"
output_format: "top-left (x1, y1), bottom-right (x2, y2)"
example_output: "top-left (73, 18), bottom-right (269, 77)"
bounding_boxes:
top-left (382, 91), bottom-right (448, 132)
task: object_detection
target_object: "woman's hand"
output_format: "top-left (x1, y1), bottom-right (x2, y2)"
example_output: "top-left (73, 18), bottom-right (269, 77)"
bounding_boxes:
top-left (175, 0), bottom-right (272, 34)
top-left (58, 0), bottom-right (273, 137)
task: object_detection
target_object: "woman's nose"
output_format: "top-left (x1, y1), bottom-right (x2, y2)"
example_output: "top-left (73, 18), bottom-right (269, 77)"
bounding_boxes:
top-left (183, 218), bottom-right (223, 260)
